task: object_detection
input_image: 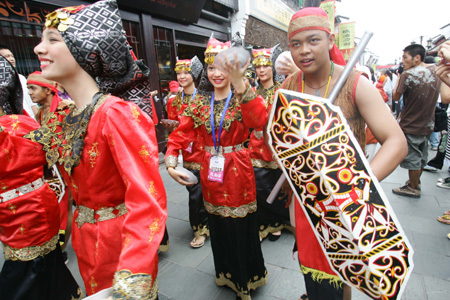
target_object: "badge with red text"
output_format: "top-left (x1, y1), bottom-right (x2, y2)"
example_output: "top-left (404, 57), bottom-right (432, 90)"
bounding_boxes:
top-left (208, 155), bottom-right (225, 183)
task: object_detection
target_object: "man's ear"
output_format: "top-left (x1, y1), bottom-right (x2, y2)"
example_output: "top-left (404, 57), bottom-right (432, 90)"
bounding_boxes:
top-left (414, 55), bottom-right (421, 65)
top-left (329, 33), bottom-right (336, 51)
top-left (45, 87), bottom-right (53, 95)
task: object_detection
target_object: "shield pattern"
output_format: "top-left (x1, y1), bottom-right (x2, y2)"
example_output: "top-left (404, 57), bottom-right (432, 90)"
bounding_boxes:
top-left (266, 89), bottom-right (414, 300)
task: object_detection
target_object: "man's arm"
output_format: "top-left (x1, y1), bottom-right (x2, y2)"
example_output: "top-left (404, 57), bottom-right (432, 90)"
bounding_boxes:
top-left (355, 75), bottom-right (407, 181)
top-left (392, 73), bottom-right (402, 101)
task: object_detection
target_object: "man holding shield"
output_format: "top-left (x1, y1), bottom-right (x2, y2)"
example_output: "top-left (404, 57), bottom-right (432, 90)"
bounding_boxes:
top-left (281, 7), bottom-right (407, 300)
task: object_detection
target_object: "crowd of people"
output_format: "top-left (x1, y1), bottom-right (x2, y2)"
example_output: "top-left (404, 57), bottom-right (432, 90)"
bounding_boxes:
top-left (1, 0), bottom-right (449, 300)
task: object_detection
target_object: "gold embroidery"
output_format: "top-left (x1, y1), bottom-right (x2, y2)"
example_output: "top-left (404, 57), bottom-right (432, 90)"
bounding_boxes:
top-left (251, 159), bottom-right (279, 169)
top-left (255, 81), bottom-right (280, 107)
top-left (2, 148), bottom-right (11, 161)
top-left (194, 224), bottom-right (210, 237)
top-left (10, 115), bottom-right (18, 120)
top-left (148, 181), bottom-right (158, 197)
top-left (215, 270), bottom-right (268, 300)
top-left (89, 276), bottom-right (98, 295)
top-left (204, 201), bottom-right (257, 218)
top-left (148, 218), bottom-right (160, 243)
top-left (123, 233), bottom-right (131, 251)
top-left (24, 94), bottom-right (107, 175)
top-left (8, 203), bottom-right (16, 214)
top-left (132, 105), bottom-right (141, 123)
top-left (87, 142), bottom-right (100, 167)
top-left (1, 182), bottom-right (8, 191)
top-left (139, 145), bottom-right (150, 163)
top-left (76, 203), bottom-right (128, 228)
top-left (164, 155), bottom-right (177, 169)
top-left (95, 242), bottom-right (98, 258)
top-left (113, 270), bottom-right (157, 300)
top-left (19, 224), bottom-right (25, 235)
top-left (183, 161), bottom-right (201, 170)
top-left (183, 92), bottom-right (243, 134)
top-left (243, 189), bottom-right (248, 201)
top-left (11, 120), bottom-right (20, 131)
top-left (72, 287), bottom-right (85, 300)
top-left (3, 235), bottom-right (59, 261)
top-left (109, 133), bottom-right (115, 146)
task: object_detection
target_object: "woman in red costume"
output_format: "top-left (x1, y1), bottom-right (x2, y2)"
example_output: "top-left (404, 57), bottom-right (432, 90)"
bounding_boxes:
top-left (27, 0), bottom-right (167, 299)
top-left (165, 56), bottom-right (209, 248)
top-left (249, 46), bottom-right (291, 241)
top-left (165, 38), bottom-right (268, 299)
top-left (0, 55), bottom-right (82, 300)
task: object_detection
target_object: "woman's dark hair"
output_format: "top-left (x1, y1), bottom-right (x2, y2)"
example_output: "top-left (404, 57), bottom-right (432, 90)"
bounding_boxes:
top-left (385, 70), bottom-right (393, 81)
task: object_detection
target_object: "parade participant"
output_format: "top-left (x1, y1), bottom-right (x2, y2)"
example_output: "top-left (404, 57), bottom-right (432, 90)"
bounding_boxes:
top-left (28, 0), bottom-right (167, 298)
top-left (165, 37), bottom-right (268, 299)
top-left (282, 7), bottom-right (407, 300)
top-left (26, 71), bottom-right (73, 260)
top-left (26, 71), bottom-right (67, 123)
top-left (249, 47), bottom-right (290, 241)
top-left (0, 54), bottom-right (82, 300)
top-left (0, 44), bottom-right (38, 119)
top-left (166, 56), bottom-right (209, 248)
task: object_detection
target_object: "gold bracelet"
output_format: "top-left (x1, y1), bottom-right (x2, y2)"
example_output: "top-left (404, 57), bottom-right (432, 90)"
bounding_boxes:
top-left (165, 155), bottom-right (177, 169)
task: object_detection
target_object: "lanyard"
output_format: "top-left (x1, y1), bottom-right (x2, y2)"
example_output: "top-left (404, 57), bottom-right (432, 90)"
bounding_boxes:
top-left (211, 91), bottom-right (232, 154)
top-left (182, 88), bottom-right (197, 103)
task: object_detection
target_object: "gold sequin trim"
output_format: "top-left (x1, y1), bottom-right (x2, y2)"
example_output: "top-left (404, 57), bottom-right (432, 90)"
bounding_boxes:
top-left (113, 270), bottom-right (158, 300)
top-left (251, 159), bottom-right (279, 169)
top-left (255, 81), bottom-right (280, 107)
top-left (165, 155), bottom-right (177, 169)
top-left (240, 85), bottom-right (258, 104)
top-left (204, 201), bottom-right (257, 218)
top-left (183, 161), bottom-right (201, 170)
top-left (216, 270), bottom-right (268, 300)
top-left (3, 235), bottom-right (59, 261)
top-left (76, 203), bottom-right (128, 228)
top-left (183, 92), bottom-right (243, 134)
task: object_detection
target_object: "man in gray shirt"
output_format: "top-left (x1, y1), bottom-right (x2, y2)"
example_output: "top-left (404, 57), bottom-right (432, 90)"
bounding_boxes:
top-left (392, 44), bottom-right (441, 198)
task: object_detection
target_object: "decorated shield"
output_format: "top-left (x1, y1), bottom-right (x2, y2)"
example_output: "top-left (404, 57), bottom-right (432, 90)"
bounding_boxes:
top-left (266, 89), bottom-right (413, 300)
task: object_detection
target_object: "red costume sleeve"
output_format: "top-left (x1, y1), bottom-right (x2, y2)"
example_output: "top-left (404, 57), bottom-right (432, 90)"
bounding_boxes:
top-left (165, 114), bottom-right (197, 160)
top-left (241, 93), bottom-right (268, 129)
top-left (166, 95), bottom-right (179, 121)
top-left (102, 101), bottom-right (167, 296)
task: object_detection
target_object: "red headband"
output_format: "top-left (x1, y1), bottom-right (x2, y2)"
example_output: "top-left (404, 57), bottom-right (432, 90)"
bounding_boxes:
top-left (27, 71), bottom-right (62, 112)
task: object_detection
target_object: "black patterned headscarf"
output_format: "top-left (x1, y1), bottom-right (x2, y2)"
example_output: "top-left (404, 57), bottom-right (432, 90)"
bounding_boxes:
top-left (44, 0), bottom-right (155, 116)
top-left (0, 54), bottom-right (22, 115)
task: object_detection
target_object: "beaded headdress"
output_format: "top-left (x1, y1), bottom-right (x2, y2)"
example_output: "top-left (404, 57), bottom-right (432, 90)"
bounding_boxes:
top-left (174, 56), bottom-right (203, 80)
top-left (0, 54), bottom-right (22, 115)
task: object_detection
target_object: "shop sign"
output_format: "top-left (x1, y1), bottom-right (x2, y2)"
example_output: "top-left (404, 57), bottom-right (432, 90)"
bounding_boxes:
top-left (249, 0), bottom-right (295, 32)
top-left (338, 22), bottom-right (355, 50)
top-left (117, 0), bottom-right (206, 23)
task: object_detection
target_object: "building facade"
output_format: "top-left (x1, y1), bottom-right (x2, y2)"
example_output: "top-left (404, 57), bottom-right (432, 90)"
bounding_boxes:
top-left (0, 0), bottom-right (235, 150)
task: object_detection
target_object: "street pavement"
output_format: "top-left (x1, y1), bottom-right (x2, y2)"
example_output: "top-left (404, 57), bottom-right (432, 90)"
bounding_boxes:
top-left (2, 149), bottom-right (450, 300)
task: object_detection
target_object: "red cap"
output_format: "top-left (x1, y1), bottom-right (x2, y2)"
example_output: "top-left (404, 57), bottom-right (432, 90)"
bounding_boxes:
top-left (169, 81), bottom-right (180, 93)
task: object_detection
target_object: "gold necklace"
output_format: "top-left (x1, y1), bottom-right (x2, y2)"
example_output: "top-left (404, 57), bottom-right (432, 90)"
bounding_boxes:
top-left (302, 61), bottom-right (335, 98)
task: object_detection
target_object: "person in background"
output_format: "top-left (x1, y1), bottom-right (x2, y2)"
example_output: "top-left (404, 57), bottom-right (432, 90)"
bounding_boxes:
top-left (0, 54), bottom-right (82, 300)
top-left (0, 44), bottom-right (38, 119)
top-left (392, 44), bottom-right (441, 198)
top-left (249, 47), bottom-right (291, 241)
top-left (26, 71), bottom-right (74, 263)
top-left (166, 56), bottom-right (209, 248)
top-left (382, 69), bottom-right (398, 112)
top-left (435, 40), bottom-right (450, 238)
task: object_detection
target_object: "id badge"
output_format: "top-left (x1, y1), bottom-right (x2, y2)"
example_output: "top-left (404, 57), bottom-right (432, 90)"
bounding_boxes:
top-left (185, 142), bottom-right (193, 153)
top-left (208, 155), bottom-right (225, 183)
